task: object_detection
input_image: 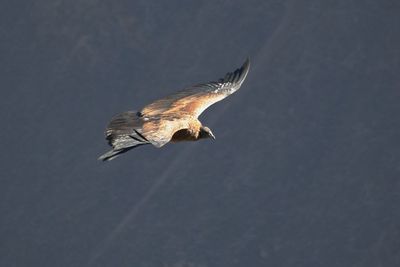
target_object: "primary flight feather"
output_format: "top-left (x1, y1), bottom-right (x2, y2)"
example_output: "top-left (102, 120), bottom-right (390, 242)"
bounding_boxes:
top-left (99, 58), bottom-right (250, 161)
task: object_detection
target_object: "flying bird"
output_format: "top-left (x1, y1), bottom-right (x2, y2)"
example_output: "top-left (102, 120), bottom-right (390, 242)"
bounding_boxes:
top-left (99, 58), bottom-right (250, 161)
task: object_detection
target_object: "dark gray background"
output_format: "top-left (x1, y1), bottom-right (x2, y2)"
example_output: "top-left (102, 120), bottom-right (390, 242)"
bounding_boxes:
top-left (1, 1), bottom-right (400, 266)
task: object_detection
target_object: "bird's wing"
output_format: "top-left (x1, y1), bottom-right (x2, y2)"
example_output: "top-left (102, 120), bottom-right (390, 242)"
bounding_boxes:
top-left (104, 111), bottom-right (150, 150)
top-left (102, 110), bottom-right (189, 149)
top-left (140, 58), bottom-right (250, 119)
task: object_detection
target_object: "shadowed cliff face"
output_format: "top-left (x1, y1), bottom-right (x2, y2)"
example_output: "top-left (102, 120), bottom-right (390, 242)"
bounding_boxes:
top-left (1, 1), bottom-right (399, 267)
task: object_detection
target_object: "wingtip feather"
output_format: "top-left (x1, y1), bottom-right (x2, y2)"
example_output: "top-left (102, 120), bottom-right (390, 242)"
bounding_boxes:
top-left (223, 58), bottom-right (250, 85)
top-left (240, 57), bottom-right (250, 82)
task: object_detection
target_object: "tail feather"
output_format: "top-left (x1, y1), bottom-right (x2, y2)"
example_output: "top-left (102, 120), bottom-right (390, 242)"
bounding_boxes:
top-left (98, 145), bottom-right (146, 161)
top-left (99, 111), bottom-right (150, 161)
top-left (98, 148), bottom-right (127, 161)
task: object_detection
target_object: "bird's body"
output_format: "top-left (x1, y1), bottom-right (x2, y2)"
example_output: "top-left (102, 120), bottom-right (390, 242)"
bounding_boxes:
top-left (99, 59), bottom-right (250, 161)
top-left (169, 119), bottom-right (202, 142)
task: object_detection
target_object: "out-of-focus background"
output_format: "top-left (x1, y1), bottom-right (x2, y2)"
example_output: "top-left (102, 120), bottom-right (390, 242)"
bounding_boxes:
top-left (1, 1), bottom-right (400, 266)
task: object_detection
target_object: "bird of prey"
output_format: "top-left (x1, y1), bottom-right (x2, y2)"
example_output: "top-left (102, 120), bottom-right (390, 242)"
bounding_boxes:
top-left (99, 58), bottom-right (250, 161)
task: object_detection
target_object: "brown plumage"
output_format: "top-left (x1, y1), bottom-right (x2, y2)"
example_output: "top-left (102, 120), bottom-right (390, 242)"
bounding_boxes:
top-left (99, 58), bottom-right (250, 161)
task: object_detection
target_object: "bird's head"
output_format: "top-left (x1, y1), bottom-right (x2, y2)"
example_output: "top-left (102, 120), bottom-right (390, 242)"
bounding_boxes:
top-left (199, 126), bottom-right (216, 140)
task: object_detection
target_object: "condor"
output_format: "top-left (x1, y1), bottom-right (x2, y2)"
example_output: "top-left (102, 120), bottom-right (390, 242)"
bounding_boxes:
top-left (99, 59), bottom-right (250, 161)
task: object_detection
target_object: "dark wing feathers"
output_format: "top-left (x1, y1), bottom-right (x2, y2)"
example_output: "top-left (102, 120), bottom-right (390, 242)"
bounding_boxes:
top-left (98, 111), bottom-right (150, 161)
top-left (105, 111), bottom-right (148, 148)
top-left (141, 58), bottom-right (250, 118)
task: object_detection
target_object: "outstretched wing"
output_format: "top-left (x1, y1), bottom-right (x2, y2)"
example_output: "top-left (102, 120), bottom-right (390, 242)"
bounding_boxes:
top-left (102, 111), bottom-right (194, 149)
top-left (141, 58), bottom-right (250, 119)
top-left (104, 111), bottom-right (149, 150)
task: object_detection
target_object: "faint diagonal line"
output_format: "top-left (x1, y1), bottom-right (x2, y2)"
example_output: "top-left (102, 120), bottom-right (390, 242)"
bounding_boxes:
top-left (87, 150), bottom-right (189, 266)
top-left (252, 0), bottom-right (300, 74)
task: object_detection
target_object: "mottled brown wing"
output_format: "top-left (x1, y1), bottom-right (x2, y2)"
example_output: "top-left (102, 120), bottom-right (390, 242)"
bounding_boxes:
top-left (141, 58), bottom-right (250, 119)
top-left (100, 111), bottom-right (188, 153)
top-left (138, 59), bottom-right (250, 147)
